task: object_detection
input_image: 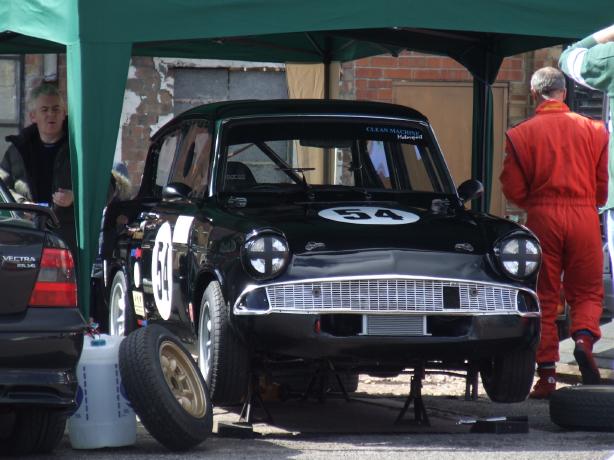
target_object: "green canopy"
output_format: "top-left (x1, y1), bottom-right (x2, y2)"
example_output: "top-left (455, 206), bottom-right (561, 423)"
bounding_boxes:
top-left (1, 0), bottom-right (613, 316)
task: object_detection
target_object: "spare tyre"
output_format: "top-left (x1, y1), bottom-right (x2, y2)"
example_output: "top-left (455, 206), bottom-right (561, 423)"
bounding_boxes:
top-left (119, 325), bottom-right (213, 451)
top-left (550, 385), bottom-right (614, 431)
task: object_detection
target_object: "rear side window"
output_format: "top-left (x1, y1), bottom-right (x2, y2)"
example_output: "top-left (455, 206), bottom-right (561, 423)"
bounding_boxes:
top-left (168, 121), bottom-right (212, 198)
top-left (155, 131), bottom-right (180, 189)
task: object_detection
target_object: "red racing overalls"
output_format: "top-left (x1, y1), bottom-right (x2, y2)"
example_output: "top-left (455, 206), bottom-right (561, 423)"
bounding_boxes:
top-left (500, 100), bottom-right (609, 364)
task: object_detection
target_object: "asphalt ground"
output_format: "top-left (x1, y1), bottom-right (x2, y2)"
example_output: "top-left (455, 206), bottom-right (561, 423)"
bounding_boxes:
top-left (49, 369), bottom-right (614, 460)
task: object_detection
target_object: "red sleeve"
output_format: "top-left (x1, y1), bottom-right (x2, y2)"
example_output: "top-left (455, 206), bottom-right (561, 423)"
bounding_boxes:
top-left (500, 136), bottom-right (529, 209)
top-left (595, 130), bottom-right (609, 207)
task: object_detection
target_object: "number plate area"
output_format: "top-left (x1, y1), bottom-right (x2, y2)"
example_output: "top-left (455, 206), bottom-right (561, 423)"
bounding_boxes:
top-left (361, 315), bottom-right (429, 336)
top-left (132, 291), bottom-right (145, 317)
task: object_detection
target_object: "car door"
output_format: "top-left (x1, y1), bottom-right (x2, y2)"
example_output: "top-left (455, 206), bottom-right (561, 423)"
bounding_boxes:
top-left (136, 121), bottom-right (212, 342)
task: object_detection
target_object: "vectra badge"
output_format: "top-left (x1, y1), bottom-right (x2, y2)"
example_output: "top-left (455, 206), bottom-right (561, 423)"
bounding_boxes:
top-left (2, 255), bottom-right (36, 269)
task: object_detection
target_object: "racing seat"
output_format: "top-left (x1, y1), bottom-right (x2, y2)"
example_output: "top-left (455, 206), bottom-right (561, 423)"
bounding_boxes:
top-left (225, 161), bottom-right (257, 191)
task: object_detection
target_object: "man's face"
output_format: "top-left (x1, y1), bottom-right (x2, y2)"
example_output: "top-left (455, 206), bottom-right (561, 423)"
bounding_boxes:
top-left (29, 94), bottom-right (66, 142)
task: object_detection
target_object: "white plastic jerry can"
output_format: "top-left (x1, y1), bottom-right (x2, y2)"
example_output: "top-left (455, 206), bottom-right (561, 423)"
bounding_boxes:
top-left (68, 334), bottom-right (137, 449)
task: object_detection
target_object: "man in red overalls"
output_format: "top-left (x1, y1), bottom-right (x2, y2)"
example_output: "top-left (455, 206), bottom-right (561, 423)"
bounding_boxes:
top-left (500, 66), bottom-right (609, 398)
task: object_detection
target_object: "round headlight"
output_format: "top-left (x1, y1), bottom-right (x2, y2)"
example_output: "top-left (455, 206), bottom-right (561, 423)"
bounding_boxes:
top-left (497, 237), bottom-right (540, 279)
top-left (243, 234), bottom-right (290, 279)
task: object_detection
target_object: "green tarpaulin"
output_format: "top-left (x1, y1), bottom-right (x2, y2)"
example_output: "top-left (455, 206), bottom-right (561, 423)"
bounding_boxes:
top-left (1, 0), bottom-right (613, 316)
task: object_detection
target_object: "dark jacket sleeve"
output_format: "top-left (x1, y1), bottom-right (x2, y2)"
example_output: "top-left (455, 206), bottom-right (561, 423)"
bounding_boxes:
top-left (0, 145), bottom-right (31, 202)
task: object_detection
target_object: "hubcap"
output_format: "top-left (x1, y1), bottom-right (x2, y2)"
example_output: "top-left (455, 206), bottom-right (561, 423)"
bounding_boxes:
top-left (110, 280), bottom-right (126, 336)
top-left (159, 340), bottom-right (206, 418)
top-left (198, 302), bottom-right (213, 379)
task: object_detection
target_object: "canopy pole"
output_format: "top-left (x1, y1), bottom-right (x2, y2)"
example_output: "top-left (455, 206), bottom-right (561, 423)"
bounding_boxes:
top-left (470, 47), bottom-right (502, 214)
top-left (480, 77), bottom-right (491, 213)
top-left (66, 41), bottom-right (131, 319)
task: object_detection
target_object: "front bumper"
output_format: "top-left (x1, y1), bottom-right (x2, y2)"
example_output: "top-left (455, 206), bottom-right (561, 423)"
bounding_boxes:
top-left (0, 308), bottom-right (85, 409)
top-left (236, 313), bottom-right (540, 368)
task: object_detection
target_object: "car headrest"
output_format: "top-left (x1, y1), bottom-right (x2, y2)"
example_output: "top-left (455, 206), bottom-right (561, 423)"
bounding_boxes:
top-left (225, 161), bottom-right (256, 190)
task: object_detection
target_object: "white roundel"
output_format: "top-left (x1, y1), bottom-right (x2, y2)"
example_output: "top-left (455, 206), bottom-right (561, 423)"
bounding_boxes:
top-left (318, 206), bottom-right (420, 225)
top-left (151, 222), bottom-right (173, 320)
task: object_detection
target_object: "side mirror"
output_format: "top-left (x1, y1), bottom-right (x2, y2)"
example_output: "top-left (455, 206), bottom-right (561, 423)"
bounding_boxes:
top-left (162, 182), bottom-right (192, 200)
top-left (457, 179), bottom-right (484, 203)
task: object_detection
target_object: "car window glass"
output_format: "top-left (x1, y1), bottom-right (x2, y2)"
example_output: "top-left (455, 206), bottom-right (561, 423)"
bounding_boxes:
top-left (401, 144), bottom-right (440, 192)
top-left (222, 119), bottom-right (451, 194)
top-left (367, 141), bottom-right (391, 189)
top-left (155, 132), bottom-right (180, 188)
top-left (168, 122), bottom-right (211, 198)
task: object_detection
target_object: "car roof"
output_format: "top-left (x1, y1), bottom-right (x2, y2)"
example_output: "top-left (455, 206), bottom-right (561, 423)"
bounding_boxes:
top-left (152, 99), bottom-right (430, 142)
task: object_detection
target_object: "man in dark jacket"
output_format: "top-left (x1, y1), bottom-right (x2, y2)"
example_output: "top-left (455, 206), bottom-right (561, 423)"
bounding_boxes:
top-left (0, 83), bottom-right (76, 256)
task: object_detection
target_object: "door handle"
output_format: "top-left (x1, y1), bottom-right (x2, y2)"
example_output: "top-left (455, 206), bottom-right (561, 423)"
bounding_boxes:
top-left (138, 211), bottom-right (160, 220)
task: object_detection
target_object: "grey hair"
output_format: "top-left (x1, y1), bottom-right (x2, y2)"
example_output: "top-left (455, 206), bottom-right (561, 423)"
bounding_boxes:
top-left (27, 83), bottom-right (65, 111)
top-left (530, 67), bottom-right (566, 97)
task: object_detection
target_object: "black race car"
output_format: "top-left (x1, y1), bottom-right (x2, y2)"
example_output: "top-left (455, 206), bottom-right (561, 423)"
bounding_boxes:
top-left (0, 180), bottom-right (84, 455)
top-left (95, 99), bottom-right (541, 405)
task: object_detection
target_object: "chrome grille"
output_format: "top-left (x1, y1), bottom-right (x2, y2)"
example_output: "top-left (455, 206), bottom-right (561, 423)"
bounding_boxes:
top-left (363, 315), bottom-right (427, 336)
top-left (265, 278), bottom-right (517, 313)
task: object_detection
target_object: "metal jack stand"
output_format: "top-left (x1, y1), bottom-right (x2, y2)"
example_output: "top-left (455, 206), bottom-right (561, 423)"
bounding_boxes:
top-left (395, 364), bottom-right (430, 426)
top-left (239, 372), bottom-right (274, 425)
top-left (464, 363), bottom-right (479, 401)
top-left (301, 360), bottom-right (350, 403)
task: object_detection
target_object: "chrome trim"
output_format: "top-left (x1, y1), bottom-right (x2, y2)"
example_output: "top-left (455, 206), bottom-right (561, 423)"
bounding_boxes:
top-left (233, 274), bottom-right (540, 317)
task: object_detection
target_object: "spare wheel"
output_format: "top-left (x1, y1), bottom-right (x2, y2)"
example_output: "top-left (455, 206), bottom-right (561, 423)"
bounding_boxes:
top-left (119, 325), bottom-right (213, 451)
top-left (550, 385), bottom-right (614, 431)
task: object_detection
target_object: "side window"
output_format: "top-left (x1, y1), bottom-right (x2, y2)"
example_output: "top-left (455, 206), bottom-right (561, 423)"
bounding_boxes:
top-left (168, 121), bottom-right (212, 198)
top-left (155, 131), bottom-right (181, 190)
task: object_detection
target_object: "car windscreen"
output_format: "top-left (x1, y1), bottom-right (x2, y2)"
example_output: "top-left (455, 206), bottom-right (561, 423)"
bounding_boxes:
top-left (221, 118), bottom-right (454, 194)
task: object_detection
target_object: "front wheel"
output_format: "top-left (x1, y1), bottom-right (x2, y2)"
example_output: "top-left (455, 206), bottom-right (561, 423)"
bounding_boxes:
top-left (479, 346), bottom-right (536, 403)
top-left (1, 408), bottom-right (66, 455)
top-left (198, 281), bottom-right (249, 405)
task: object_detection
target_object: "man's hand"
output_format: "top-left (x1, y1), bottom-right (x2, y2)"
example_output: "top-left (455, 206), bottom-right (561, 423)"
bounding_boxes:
top-left (52, 188), bottom-right (74, 207)
top-left (594, 24), bottom-right (614, 44)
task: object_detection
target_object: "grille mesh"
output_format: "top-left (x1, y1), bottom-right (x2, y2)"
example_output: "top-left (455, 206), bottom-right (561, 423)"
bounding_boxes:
top-left (265, 279), bottom-right (517, 313)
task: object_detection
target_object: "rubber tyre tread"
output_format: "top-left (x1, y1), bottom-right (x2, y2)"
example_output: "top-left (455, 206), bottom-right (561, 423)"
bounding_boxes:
top-left (109, 270), bottom-right (137, 336)
top-left (201, 281), bottom-right (249, 405)
top-left (479, 346), bottom-right (535, 403)
top-left (550, 385), bottom-right (614, 431)
top-left (32, 410), bottom-right (67, 454)
top-left (2, 408), bottom-right (66, 456)
top-left (119, 325), bottom-right (213, 451)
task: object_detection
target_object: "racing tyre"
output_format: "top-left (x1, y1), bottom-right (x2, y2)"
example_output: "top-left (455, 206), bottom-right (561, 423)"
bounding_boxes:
top-left (479, 346), bottom-right (535, 403)
top-left (108, 270), bottom-right (137, 336)
top-left (198, 281), bottom-right (249, 405)
top-left (1, 408), bottom-right (66, 456)
top-left (550, 386), bottom-right (614, 431)
top-left (119, 325), bottom-right (213, 451)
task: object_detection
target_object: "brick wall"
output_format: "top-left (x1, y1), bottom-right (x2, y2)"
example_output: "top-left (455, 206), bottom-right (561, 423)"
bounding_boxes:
top-left (342, 47), bottom-right (561, 123)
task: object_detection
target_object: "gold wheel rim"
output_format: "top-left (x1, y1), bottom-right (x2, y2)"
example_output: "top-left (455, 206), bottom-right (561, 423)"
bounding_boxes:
top-left (159, 340), bottom-right (206, 418)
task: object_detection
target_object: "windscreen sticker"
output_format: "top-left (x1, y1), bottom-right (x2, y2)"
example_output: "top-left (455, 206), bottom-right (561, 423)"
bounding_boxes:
top-left (319, 207), bottom-right (420, 225)
top-left (172, 215), bottom-right (195, 244)
top-left (152, 222), bottom-right (173, 320)
top-left (366, 126), bottom-right (423, 141)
